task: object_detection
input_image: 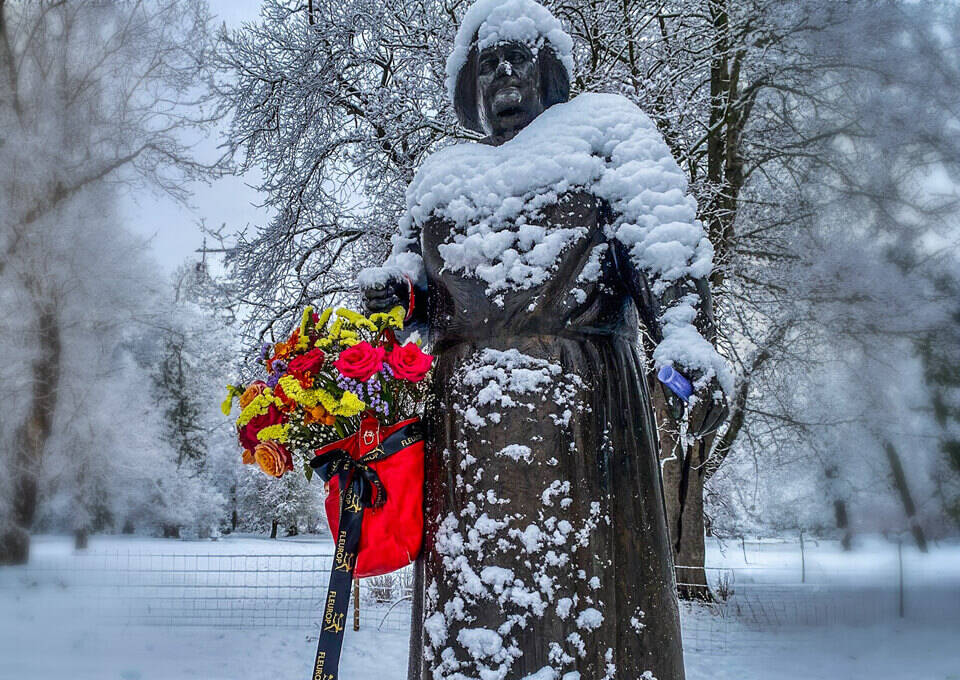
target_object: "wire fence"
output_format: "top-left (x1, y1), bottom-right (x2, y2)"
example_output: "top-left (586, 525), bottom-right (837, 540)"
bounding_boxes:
top-left (2, 545), bottom-right (957, 655)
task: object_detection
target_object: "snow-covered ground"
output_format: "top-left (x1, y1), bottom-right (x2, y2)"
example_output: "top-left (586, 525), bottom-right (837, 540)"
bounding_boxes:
top-left (1, 534), bottom-right (958, 680)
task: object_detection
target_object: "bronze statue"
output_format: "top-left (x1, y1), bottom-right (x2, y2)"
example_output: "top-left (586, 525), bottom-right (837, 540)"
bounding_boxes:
top-left (363, 3), bottom-right (727, 677)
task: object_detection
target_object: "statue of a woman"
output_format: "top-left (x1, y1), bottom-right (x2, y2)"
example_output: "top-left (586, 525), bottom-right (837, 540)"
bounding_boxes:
top-left (361, 2), bottom-right (729, 678)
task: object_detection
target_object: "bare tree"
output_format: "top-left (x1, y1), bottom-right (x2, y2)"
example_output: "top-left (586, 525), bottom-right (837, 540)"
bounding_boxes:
top-left (215, 0), bottom-right (960, 589)
top-left (0, 0), bottom-right (225, 564)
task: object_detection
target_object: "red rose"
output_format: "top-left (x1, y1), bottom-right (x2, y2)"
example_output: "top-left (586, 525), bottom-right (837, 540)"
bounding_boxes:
top-left (238, 404), bottom-right (284, 451)
top-left (273, 382), bottom-right (295, 411)
top-left (288, 348), bottom-right (325, 376)
top-left (333, 341), bottom-right (385, 382)
top-left (386, 342), bottom-right (434, 382)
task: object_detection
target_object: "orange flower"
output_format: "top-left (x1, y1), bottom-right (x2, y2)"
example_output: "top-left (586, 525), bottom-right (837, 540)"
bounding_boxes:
top-left (238, 382), bottom-right (267, 409)
top-left (254, 441), bottom-right (294, 478)
top-left (241, 448), bottom-right (256, 465)
top-left (272, 336), bottom-right (295, 362)
top-left (304, 404), bottom-right (337, 426)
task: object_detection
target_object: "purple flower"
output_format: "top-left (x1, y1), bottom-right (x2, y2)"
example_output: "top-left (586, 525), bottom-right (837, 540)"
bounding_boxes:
top-left (266, 372), bottom-right (280, 388)
top-left (258, 343), bottom-right (271, 361)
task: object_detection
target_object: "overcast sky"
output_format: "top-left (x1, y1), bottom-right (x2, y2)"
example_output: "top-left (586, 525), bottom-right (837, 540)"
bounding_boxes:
top-left (121, 0), bottom-right (266, 273)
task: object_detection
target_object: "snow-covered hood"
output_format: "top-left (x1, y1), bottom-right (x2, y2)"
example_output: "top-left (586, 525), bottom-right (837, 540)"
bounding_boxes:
top-left (445, 0), bottom-right (575, 104)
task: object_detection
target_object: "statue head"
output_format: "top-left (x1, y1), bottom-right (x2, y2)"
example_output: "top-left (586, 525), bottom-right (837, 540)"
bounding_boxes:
top-left (446, 0), bottom-right (574, 144)
top-left (453, 40), bottom-right (569, 144)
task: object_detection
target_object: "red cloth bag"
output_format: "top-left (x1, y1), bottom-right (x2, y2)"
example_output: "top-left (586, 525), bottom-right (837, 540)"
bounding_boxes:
top-left (316, 416), bottom-right (424, 578)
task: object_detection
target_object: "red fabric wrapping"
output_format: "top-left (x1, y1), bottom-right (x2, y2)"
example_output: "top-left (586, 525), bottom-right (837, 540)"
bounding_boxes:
top-left (317, 416), bottom-right (424, 578)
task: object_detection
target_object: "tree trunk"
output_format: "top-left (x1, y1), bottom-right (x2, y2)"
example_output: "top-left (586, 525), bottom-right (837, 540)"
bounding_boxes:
top-left (74, 529), bottom-right (88, 550)
top-left (653, 384), bottom-right (713, 601)
top-left (0, 305), bottom-right (61, 566)
top-left (825, 464), bottom-right (854, 550)
top-left (883, 440), bottom-right (928, 552)
top-left (270, 519), bottom-right (278, 539)
top-left (834, 499), bottom-right (853, 551)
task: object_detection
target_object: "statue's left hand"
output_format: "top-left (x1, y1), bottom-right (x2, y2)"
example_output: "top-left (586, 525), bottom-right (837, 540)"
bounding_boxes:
top-left (686, 377), bottom-right (729, 439)
top-left (661, 368), bottom-right (728, 439)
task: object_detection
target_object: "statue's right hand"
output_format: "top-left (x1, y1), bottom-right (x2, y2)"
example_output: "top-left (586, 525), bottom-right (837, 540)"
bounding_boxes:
top-left (359, 268), bottom-right (409, 315)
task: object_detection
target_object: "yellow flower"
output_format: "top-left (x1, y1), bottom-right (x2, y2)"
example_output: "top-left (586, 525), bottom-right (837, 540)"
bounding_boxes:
top-left (276, 376), bottom-right (364, 418)
top-left (221, 384), bottom-right (245, 416)
top-left (299, 306), bottom-right (314, 335)
top-left (277, 375), bottom-right (323, 408)
top-left (256, 423), bottom-right (291, 443)
top-left (336, 307), bottom-right (377, 331)
top-left (312, 387), bottom-right (365, 417)
top-left (316, 307), bottom-right (333, 330)
top-left (236, 392), bottom-right (279, 427)
top-left (332, 391), bottom-right (365, 417)
top-left (314, 389), bottom-right (339, 412)
top-left (295, 307), bottom-right (314, 350)
top-left (369, 305), bottom-right (406, 331)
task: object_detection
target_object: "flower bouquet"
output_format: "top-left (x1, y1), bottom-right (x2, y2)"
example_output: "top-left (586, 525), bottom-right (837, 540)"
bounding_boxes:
top-left (223, 305), bottom-right (432, 483)
top-left (223, 305), bottom-right (433, 679)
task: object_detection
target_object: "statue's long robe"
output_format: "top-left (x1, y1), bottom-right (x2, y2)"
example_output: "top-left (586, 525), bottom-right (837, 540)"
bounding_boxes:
top-left (408, 189), bottom-right (686, 680)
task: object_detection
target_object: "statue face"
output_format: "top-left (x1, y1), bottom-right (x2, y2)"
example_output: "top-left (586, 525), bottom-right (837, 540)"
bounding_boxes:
top-left (476, 41), bottom-right (545, 143)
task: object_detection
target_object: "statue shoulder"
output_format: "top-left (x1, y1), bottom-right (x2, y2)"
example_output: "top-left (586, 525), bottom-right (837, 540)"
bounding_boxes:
top-left (551, 92), bottom-right (659, 135)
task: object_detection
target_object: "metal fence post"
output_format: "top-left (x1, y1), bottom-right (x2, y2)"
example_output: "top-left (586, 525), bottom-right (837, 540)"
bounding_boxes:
top-left (354, 579), bottom-right (361, 631)
top-left (799, 530), bottom-right (806, 584)
top-left (898, 538), bottom-right (905, 618)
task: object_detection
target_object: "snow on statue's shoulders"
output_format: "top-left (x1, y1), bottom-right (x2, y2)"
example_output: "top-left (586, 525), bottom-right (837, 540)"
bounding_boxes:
top-left (385, 92), bottom-right (733, 395)
top-left (407, 93), bottom-right (684, 226)
top-left (405, 92), bottom-right (709, 302)
top-left (405, 93), bottom-right (680, 299)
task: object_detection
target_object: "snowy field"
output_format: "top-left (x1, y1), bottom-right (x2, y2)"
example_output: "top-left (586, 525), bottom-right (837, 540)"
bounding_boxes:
top-left (0, 534), bottom-right (958, 680)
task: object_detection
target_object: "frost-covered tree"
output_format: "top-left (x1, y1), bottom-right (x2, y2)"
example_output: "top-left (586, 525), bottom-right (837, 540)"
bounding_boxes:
top-left (215, 1), bottom-right (960, 598)
top-left (917, 274), bottom-right (960, 530)
top-left (0, 0), bottom-right (225, 563)
top-left (707, 0), bottom-right (960, 547)
top-left (22, 187), bottom-right (191, 546)
top-left (145, 261), bottom-right (242, 536)
top-left (213, 0), bottom-right (838, 581)
top-left (213, 0), bottom-right (459, 346)
top-left (31, 226), bottom-right (239, 544)
top-left (235, 465), bottom-right (325, 538)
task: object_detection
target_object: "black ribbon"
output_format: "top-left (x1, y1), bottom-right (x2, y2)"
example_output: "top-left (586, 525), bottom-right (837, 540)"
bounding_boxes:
top-left (307, 420), bottom-right (422, 680)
